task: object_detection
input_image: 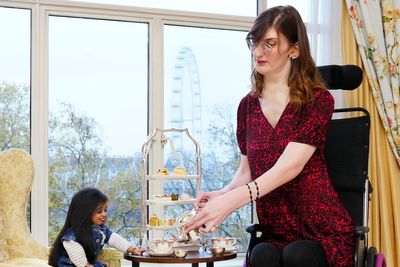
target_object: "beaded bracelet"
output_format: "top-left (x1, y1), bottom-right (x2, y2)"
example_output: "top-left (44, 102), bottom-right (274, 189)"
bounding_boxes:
top-left (253, 180), bottom-right (260, 200)
top-left (246, 183), bottom-right (253, 202)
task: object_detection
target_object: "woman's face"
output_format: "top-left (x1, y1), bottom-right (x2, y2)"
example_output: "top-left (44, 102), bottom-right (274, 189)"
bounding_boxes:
top-left (252, 28), bottom-right (295, 76)
top-left (91, 202), bottom-right (108, 225)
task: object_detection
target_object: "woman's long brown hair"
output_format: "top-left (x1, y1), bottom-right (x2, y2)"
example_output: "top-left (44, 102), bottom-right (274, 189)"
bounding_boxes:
top-left (246, 5), bottom-right (326, 111)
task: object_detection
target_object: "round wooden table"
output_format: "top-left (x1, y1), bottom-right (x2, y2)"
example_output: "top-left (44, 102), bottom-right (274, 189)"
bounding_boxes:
top-left (124, 250), bottom-right (237, 267)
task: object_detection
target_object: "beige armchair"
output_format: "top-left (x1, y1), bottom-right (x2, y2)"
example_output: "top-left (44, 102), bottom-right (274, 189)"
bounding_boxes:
top-left (0, 149), bottom-right (122, 267)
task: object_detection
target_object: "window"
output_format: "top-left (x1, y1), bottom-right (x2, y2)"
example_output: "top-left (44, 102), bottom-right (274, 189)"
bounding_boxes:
top-left (1, 1), bottom-right (340, 256)
top-left (48, 16), bottom-right (148, 243)
top-left (0, 6), bottom-right (31, 152)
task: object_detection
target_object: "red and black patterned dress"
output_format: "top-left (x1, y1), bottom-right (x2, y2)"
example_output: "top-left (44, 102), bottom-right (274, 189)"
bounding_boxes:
top-left (237, 90), bottom-right (355, 267)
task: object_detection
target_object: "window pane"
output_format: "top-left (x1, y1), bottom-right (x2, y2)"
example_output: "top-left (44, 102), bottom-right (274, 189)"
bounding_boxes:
top-left (67, 0), bottom-right (257, 16)
top-left (0, 7), bottom-right (31, 151)
top-left (164, 25), bottom-right (252, 251)
top-left (0, 6), bottom-right (31, 227)
top-left (48, 16), bottom-right (148, 243)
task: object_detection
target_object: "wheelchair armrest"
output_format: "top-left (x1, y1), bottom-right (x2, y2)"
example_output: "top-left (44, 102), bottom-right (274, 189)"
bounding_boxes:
top-left (355, 226), bottom-right (369, 236)
top-left (245, 224), bottom-right (268, 266)
top-left (246, 224), bottom-right (267, 234)
top-left (247, 224), bottom-right (369, 236)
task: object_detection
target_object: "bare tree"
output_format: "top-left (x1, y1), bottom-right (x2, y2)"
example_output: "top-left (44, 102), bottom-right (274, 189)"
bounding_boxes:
top-left (48, 103), bottom-right (142, 243)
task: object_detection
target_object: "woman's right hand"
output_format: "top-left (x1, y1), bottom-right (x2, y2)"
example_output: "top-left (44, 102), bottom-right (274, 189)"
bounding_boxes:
top-left (195, 190), bottom-right (226, 210)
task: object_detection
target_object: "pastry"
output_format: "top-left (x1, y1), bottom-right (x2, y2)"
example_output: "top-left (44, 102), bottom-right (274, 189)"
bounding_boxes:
top-left (149, 214), bottom-right (160, 226)
top-left (173, 167), bottom-right (187, 175)
top-left (157, 168), bottom-right (169, 175)
top-left (154, 194), bottom-right (172, 201)
top-left (168, 218), bottom-right (176, 226)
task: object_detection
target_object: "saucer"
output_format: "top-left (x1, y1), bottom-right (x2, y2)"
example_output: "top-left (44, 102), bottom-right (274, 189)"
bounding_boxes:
top-left (224, 245), bottom-right (238, 252)
top-left (147, 250), bottom-right (174, 257)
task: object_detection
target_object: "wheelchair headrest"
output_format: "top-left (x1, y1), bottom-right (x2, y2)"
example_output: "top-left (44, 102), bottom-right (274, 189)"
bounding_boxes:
top-left (317, 64), bottom-right (363, 90)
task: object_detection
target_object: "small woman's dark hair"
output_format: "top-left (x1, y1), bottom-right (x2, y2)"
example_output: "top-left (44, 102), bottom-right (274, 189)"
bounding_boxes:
top-left (246, 5), bottom-right (326, 111)
top-left (48, 187), bottom-right (108, 266)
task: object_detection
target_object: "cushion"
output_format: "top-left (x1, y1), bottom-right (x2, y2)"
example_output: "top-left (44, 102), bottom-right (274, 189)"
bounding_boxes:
top-left (0, 216), bottom-right (10, 262)
top-left (2, 258), bottom-right (50, 267)
top-left (98, 248), bottom-right (122, 267)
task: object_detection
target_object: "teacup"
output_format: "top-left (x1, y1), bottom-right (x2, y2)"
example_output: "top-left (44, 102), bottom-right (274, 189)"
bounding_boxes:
top-left (210, 237), bottom-right (237, 249)
top-left (148, 238), bottom-right (175, 253)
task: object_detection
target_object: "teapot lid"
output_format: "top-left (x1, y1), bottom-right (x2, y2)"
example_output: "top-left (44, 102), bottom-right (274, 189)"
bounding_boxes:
top-left (178, 209), bottom-right (196, 224)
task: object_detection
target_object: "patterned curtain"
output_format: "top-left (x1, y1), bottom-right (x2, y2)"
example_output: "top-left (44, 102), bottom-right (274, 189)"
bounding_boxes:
top-left (345, 0), bottom-right (400, 166)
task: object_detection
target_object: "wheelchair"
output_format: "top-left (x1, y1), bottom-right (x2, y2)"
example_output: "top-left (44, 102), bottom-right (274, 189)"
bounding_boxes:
top-left (245, 65), bottom-right (386, 267)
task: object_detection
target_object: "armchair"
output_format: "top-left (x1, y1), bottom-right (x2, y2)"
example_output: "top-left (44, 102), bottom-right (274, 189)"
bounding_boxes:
top-left (0, 148), bottom-right (49, 267)
top-left (0, 148), bottom-right (122, 267)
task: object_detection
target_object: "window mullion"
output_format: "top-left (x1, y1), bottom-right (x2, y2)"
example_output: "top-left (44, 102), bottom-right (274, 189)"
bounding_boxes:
top-left (148, 17), bottom-right (165, 239)
top-left (30, 3), bottom-right (49, 246)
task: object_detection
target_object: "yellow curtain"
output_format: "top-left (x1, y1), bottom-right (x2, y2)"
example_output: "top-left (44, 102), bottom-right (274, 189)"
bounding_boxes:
top-left (342, 2), bottom-right (400, 267)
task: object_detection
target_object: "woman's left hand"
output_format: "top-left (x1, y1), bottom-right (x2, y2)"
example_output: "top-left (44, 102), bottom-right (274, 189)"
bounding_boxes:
top-left (184, 194), bottom-right (234, 233)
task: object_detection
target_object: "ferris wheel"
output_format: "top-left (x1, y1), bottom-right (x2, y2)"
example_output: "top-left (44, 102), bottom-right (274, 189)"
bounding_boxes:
top-left (169, 47), bottom-right (202, 149)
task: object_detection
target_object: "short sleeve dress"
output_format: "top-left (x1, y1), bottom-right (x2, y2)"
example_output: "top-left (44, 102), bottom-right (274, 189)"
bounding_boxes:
top-left (236, 90), bottom-right (355, 267)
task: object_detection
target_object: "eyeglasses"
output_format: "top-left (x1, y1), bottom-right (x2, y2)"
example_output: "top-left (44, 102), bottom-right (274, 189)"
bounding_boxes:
top-left (248, 38), bottom-right (279, 54)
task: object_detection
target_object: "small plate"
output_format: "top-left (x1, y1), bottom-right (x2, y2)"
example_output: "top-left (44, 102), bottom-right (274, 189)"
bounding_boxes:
top-left (224, 245), bottom-right (238, 252)
top-left (147, 251), bottom-right (174, 257)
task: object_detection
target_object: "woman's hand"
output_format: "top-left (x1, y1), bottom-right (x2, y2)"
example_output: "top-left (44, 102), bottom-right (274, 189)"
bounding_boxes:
top-left (195, 190), bottom-right (225, 210)
top-left (185, 193), bottom-right (235, 233)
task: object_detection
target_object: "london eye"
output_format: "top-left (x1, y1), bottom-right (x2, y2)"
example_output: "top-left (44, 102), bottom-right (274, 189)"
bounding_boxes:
top-left (169, 46), bottom-right (202, 149)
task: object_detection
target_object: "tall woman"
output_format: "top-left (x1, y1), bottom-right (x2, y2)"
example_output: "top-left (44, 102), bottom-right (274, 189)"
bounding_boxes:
top-left (184, 5), bottom-right (355, 267)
